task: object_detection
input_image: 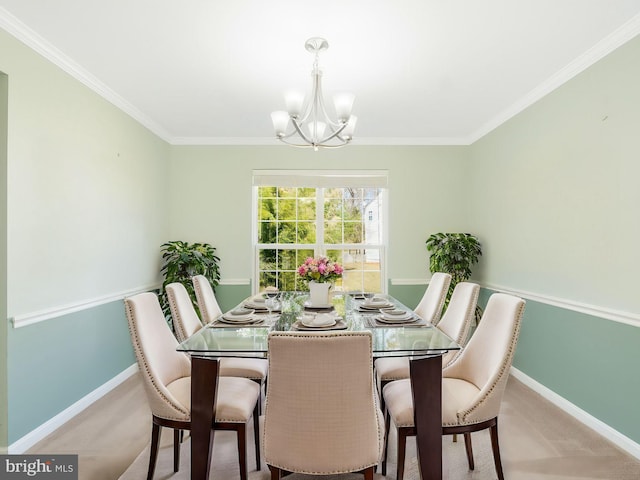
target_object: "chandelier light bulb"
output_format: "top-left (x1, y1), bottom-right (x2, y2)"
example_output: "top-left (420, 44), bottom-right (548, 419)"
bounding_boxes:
top-left (333, 93), bottom-right (355, 122)
top-left (271, 37), bottom-right (356, 149)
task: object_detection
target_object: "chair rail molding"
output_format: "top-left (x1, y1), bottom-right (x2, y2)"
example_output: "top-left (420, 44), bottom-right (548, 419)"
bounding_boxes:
top-left (484, 282), bottom-right (640, 328)
top-left (389, 279), bottom-right (639, 327)
top-left (11, 284), bottom-right (161, 328)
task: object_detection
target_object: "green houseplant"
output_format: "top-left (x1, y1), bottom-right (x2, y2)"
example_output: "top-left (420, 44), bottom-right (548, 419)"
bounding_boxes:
top-left (425, 232), bottom-right (482, 319)
top-left (159, 241), bottom-right (221, 323)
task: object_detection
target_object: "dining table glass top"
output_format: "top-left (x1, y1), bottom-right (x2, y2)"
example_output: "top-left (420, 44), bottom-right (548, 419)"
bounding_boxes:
top-left (177, 292), bottom-right (459, 358)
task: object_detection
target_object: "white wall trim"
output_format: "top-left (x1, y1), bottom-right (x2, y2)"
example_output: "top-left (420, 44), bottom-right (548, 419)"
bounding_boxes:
top-left (484, 282), bottom-right (640, 328)
top-left (8, 364), bottom-right (138, 454)
top-left (11, 284), bottom-right (161, 328)
top-left (510, 367), bottom-right (640, 461)
top-left (389, 278), bottom-right (639, 328)
top-left (0, 7), bottom-right (172, 143)
top-left (469, 13), bottom-right (640, 143)
top-left (218, 278), bottom-right (251, 286)
top-left (390, 278), bottom-right (429, 286)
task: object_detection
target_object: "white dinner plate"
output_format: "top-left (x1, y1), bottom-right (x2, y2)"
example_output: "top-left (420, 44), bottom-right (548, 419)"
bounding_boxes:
top-left (301, 318), bottom-right (337, 328)
top-left (379, 311), bottom-right (413, 321)
top-left (219, 315), bottom-right (257, 324)
top-left (375, 315), bottom-right (417, 324)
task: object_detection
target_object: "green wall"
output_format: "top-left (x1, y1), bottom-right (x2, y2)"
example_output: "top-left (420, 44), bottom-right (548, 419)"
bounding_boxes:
top-left (1, 29), bottom-right (169, 444)
top-left (1, 71), bottom-right (8, 452)
top-left (167, 145), bottom-right (470, 283)
top-left (468, 35), bottom-right (640, 443)
top-left (7, 302), bottom-right (135, 441)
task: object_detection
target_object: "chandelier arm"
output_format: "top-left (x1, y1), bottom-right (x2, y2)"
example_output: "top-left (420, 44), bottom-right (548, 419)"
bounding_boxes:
top-left (290, 117), bottom-right (315, 144)
top-left (316, 122), bottom-right (349, 145)
top-left (277, 137), bottom-right (349, 149)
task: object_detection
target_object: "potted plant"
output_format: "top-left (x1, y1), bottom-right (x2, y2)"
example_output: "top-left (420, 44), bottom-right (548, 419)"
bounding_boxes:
top-left (159, 241), bottom-right (221, 323)
top-left (425, 232), bottom-right (482, 320)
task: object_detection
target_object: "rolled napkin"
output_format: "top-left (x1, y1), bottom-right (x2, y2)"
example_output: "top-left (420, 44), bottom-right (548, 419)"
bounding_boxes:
top-left (363, 296), bottom-right (388, 306)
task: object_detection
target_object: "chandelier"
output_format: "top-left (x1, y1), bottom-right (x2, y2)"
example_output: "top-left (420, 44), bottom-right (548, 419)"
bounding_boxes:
top-left (271, 37), bottom-right (357, 151)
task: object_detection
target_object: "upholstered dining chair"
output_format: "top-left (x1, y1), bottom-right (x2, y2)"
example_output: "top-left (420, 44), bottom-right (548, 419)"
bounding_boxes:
top-left (184, 277), bottom-right (268, 401)
top-left (382, 292), bottom-right (526, 480)
top-left (413, 272), bottom-right (452, 325)
top-left (124, 292), bottom-right (261, 480)
top-left (263, 331), bottom-right (385, 480)
top-left (375, 281), bottom-right (480, 415)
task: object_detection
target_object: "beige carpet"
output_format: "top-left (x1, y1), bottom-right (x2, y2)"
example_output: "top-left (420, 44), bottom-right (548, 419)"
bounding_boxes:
top-left (119, 422), bottom-right (497, 480)
top-left (118, 377), bottom-right (640, 480)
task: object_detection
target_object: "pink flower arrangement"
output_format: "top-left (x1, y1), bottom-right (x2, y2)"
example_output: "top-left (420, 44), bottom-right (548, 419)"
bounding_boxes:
top-left (297, 256), bottom-right (343, 283)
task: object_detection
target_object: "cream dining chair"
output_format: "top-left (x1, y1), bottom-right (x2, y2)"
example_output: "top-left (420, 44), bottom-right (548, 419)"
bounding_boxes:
top-left (414, 272), bottom-right (452, 325)
top-left (382, 292), bottom-right (526, 480)
top-left (124, 292), bottom-right (261, 480)
top-left (191, 275), bottom-right (269, 387)
top-left (375, 278), bottom-right (474, 415)
top-left (263, 331), bottom-right (385, 480)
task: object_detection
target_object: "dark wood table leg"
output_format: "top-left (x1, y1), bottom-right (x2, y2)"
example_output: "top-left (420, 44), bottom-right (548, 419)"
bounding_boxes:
top-left (191, 356), bottom-right (219, 480)
top-left (409, 354), bottom-right (443, 480)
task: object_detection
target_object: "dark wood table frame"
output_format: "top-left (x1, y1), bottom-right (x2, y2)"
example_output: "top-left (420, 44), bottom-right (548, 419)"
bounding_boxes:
top-left (188, 352), bottom-right (445, 480)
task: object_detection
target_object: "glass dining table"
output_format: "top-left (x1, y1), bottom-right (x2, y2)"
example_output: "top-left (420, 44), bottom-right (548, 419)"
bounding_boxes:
top-left (177, 292), bottom-right (459, 480)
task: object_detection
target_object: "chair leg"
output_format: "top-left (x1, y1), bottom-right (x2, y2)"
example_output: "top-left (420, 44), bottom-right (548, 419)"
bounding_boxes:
top-left (147, 423), bottom-right (162, 480)
top-left (269, 465), bottom-right (281, 480)
top-left (173, 429), bottom-right (181, 472)
top-left (363, 465), bottom-right (375, 480)
top-left (463, 432), bottom-right (474, 470)
top-left (253, 401), bottom-right (261, 470)
top-left (396, 427), bottom-right (408, 480)
top-left (489, 421), bottom-right (505, 480)
top-left (381, 408), bottom-right (391, 475)
top-left (236, 424), bottom-right (248, 480)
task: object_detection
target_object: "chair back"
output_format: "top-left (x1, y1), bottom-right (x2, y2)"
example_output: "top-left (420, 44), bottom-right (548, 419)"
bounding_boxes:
top-left (437, 282), bottom-right (479, 366)
top-left (192, 274), bottom-right (223, 324)
top-left (264, 331), bottom-right (383, 474)
top-left (437, 282), bottom-right (479, 344)
top-left (442, 293), bottom-right (525, 424)
top-left (166, 282), bottom-right (203, 342)
top-left (124, 292), bottom-right (191, 421)
top-left (414, 272), bottom-right (452, 324)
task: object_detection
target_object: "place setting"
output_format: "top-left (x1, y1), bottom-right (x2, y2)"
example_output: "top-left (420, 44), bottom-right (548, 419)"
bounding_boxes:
top-left (292, 312), bottom-right (347, 331)
top-left (208, 307), bottom-right (266, 328)
top-left (368, 308), bottom-right (428, 327)
top-left (356, 295), bottom-right (395, 313)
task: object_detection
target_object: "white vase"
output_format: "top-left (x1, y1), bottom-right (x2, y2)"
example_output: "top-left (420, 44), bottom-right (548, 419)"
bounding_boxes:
top-left (308, 281), bottom-right (331, 306)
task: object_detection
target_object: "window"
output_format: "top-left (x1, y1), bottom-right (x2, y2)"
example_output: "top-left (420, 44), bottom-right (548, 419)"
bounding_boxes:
top-left (254, 170), bottom-right (387, 293)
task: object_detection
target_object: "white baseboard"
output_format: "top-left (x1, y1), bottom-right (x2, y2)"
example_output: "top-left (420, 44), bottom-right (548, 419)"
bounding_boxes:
top-left (510, 367), bottom-right (640, 460)
top-left (8, 363), bottom-right (139, 454)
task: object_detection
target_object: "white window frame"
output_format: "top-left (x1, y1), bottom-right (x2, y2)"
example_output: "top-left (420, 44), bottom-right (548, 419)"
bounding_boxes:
top-left (252, 170), bottom-right (389, 294)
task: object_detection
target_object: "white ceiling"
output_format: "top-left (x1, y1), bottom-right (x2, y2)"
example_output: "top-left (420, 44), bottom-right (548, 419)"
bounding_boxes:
top-left (1, 1), bottom-right (640, 145)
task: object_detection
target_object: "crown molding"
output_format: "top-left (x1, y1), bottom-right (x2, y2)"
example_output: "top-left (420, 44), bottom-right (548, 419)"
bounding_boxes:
top-left (0, 7), bottom-right (172, 143)
top-left (469, 13), bottom-right (640, 143)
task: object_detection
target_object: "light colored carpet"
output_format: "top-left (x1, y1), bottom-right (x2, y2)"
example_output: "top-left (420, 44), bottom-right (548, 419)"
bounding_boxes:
top-left (119, 421), bottom-right (497, 480)
top-left (118, 377), bottom-right (640, 480)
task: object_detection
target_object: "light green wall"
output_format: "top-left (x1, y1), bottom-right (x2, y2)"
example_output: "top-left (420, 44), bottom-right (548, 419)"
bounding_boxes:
top-left (1, 71), bottom-right (8, 452)
top-left (167, 145), bottom-right (470, 284)
top-left (0, 29), bottom-right (169, 444)
top-left (468, 35), bottom-right (640, 313)
top-left (468, 36), bottom-right (640, 442)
